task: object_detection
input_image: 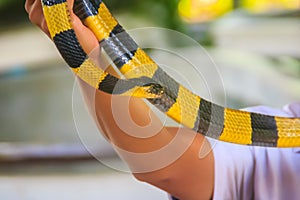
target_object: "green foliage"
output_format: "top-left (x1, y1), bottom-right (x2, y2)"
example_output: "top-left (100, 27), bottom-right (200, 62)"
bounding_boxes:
top-left (106, 0), bottom-right (184, 32)
top-left (0, 0), bottom-right (28, 29)
top-left (0, 0), bottom-right (17, 8)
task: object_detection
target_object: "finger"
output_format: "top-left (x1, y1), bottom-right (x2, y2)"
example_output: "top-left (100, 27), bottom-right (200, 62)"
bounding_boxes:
top-left (26, 0), bottom-right (42, 24)
top-left (71, 15), bottom-right (99, 54)
top-left (67, 0), bottom-right (99, 54)
top-left (26, 0), bottom-right (50, 37)
top-left (41, 18), bottom-right (50, 37)
top-left (24, 0), bottom-right (35, 13)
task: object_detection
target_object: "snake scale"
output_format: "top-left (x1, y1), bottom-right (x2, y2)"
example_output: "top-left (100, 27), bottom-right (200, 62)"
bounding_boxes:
top-left (41, 0), bottom-right (300, 147)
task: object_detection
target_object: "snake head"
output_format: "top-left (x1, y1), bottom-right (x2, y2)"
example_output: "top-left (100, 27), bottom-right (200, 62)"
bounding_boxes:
top-left (144, 83), bottom-right (165, 98)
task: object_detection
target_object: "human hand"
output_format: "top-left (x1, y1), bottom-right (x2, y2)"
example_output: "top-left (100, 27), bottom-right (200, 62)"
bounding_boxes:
top-left (24, 0), bottom-right (99, 53)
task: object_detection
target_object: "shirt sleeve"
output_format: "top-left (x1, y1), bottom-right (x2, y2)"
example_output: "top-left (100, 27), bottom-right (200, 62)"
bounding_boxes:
top-left (210, 139), bottom-right (255, 200)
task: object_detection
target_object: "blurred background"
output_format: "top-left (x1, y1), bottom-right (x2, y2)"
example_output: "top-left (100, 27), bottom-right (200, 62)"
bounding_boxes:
top-left (0, 0), bottom-right (299, 199)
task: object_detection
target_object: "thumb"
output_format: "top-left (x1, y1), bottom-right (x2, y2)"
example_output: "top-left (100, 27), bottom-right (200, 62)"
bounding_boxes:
top-left (67, 0), bottom-right (99, 54)
top-left (70, 14), bottom-right (99, 54)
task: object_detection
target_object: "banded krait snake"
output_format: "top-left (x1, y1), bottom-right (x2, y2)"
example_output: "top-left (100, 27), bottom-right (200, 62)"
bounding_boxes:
top-left (41, 0), bottom-right (300, 147)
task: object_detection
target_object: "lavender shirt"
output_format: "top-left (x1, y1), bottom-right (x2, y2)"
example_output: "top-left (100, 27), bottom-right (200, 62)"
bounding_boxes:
top-left (212, 103), bottom-right (300, 200)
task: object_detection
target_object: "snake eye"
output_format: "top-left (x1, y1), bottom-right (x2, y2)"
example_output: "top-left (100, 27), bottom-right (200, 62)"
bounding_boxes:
top-left (146, 84), bottom-right (165, 96)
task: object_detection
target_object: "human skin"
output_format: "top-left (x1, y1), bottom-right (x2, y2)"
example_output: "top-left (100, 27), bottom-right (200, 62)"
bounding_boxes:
top-left (25, 1), bottom-right (214, 199)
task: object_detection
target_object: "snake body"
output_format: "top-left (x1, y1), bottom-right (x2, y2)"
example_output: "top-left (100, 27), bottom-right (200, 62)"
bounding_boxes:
top-left (42, 0), bottom-right (300, 147)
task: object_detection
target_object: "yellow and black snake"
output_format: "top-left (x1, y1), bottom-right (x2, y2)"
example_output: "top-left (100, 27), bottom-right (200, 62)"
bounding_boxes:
top-left (41, 0), bottom-right (300, 147)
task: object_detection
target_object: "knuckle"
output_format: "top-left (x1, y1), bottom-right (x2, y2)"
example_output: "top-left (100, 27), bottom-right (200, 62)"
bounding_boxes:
top-left (28, 10), bottom-right (36, 23)
top-left (24, 0), bottom-right (34, 13)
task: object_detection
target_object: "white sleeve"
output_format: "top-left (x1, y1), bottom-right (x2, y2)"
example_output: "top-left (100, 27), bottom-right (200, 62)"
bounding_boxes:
top-left (283, 102), bottom-right (300, 117)
top-left (210, 140), bottom-right (255, 200)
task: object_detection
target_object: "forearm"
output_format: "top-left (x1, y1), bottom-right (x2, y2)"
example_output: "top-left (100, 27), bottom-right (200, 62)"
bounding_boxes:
top-left (80, 80), bottom-right (214, 200)
top-left (82, 83), bottom-right (175, 153)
